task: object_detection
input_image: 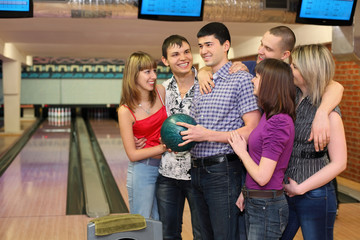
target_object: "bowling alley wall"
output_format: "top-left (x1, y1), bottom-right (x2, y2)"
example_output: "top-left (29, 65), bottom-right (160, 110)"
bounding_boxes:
top-left (323, 44), bottom-right (360, 183)
top-left (333, 59), bottom-right (360, 183)
top-left (0, 57), bottom-right (172, 105)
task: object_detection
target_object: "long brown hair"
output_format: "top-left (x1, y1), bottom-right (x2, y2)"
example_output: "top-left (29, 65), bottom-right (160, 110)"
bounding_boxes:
top-left (255, 58), bottom-right (296, 121)
top-left (120, 51), bottom-right (157, 111)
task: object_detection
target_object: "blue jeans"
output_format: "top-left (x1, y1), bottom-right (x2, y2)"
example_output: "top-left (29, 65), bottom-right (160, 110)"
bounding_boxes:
top-left (156, 174), bottom-right (201, 240)
top-left (245, 194), bottom-right (288, 240)
top-left (126, 159), bottom-right (160, 220)
top-left (191, 158), bottom-right (246, 240)
top-left (281, 182), bottom-right (337, 240)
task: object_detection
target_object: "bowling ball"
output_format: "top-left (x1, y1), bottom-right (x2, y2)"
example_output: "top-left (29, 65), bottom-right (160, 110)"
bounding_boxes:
top-left (160, 113), bottom-right (197, 152)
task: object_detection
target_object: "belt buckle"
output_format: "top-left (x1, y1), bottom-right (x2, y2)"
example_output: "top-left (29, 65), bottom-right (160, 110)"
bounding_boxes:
top-left (192, 157), bottom-right (203, 168)
top-left (191, 159), bottom-right (198, 168)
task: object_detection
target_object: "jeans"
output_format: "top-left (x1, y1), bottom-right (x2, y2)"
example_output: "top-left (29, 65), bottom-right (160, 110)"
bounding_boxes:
top-left (156, 174), bottom-right (201, 240)
top-left (191, 157), bottom-right (246, 240)
top-left (245, 194), bottom-right (288, 240)
top-left (281, 182), bottom-right (337, 240)
top-left (126, 159), bottom-right (160, 220)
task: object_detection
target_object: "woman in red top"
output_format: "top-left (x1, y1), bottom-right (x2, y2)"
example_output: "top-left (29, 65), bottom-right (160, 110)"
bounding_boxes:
top-left (118, 51), bottom-right (167, 220)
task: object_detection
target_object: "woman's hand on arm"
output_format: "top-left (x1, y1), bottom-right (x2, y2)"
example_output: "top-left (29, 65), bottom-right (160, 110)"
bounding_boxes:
top-left (228, 130), bottom-right (248, 158)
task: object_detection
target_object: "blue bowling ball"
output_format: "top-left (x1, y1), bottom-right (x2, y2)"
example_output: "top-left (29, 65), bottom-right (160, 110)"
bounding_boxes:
top-left (160, 113), bottom-right (197, 152)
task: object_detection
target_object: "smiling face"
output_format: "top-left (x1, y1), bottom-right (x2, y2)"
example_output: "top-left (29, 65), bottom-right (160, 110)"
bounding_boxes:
top-left (198, 34), bottom-right (230, 72)
top-left (136, 68), bottom-right (157, 92)
top-left (162, 41), bottom-right (193, 76)
top-left (257, 31), bottom-right (288, 63)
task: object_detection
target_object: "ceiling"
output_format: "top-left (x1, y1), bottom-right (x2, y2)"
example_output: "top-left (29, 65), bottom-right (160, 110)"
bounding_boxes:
top-left (0, 2), bottom-right (333, 62)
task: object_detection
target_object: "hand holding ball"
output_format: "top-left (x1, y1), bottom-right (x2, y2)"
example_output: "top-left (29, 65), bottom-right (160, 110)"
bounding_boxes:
top-left (160, 114), bottom-right (197, 152)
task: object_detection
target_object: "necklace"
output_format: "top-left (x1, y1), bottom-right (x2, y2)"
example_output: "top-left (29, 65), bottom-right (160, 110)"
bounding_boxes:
top-left (138, 103), bottom-right (151, 115)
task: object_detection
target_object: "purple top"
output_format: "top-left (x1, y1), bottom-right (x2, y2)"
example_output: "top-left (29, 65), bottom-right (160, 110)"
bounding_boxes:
top-left (246, 113), bottom-right (295, 190)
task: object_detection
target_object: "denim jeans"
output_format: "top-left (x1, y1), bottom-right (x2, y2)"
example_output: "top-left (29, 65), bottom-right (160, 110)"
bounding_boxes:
top-left (245, 194), bottom-right (288, 240)
top-left (281, 182), bottom-right (337, 240)
top-left (156, 174), bottom-right (201, 240)
top-left (126, 159), bottom-right (160, 220)
top-left (191, 158), bottom-right (246, 240)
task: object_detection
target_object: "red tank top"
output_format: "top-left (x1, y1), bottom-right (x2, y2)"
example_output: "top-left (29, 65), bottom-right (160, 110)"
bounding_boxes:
top-left (123, 89), bottom-right (167, 148)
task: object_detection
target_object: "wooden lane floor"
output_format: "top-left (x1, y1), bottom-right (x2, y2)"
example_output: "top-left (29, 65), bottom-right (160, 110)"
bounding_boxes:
top-left (0, 119), bottom-right (89, 240)
top-left (0, 118), bottom-right (358, 240)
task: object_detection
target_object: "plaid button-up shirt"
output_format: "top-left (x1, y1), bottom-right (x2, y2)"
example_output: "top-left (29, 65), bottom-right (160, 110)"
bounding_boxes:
top-left (190, 61), bottom-right (259, 158)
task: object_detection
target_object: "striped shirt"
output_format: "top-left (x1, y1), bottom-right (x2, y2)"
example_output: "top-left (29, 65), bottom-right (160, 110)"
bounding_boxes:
top-left (190, 61), bottom-right (259, 158)
top-left (284, 88), bottom-right (341, 184)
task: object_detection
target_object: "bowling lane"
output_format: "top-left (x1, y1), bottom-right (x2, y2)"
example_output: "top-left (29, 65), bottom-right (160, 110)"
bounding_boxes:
top-left (0, 119), bottom-right (71, 217)
top-left (88, 119), bottom-right (129, 207)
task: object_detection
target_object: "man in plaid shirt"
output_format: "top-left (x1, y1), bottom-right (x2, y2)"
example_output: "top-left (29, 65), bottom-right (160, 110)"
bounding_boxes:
top-left (178, 22), bottom-right (260, 240)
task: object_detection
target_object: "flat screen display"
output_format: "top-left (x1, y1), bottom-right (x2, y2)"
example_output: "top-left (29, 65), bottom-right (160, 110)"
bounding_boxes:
top-left (138, 0), bottom-right (204, 21)
top-left (296, 0), bottom-right (357, 26)
top-left (0, 0), bottom-right (33, 18)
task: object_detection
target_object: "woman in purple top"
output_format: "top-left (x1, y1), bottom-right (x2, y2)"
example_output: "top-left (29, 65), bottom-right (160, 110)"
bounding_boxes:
top-left (229, 58), bottom-right (296, 239)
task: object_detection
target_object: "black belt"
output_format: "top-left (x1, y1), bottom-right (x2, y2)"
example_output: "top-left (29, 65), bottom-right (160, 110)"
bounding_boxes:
top-left (300, 150), bottom-right (327, 159)
top-left (192, 153), bottom-right (239, 168)
top-left (242, 187), bottom-right (284, 199)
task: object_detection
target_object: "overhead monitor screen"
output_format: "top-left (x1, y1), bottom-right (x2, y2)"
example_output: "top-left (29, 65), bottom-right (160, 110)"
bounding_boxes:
top-left (296, 0), bottom-right (357, 25)
top-left (138, 0), bottom-right (204, 21)
top-left (0, 0), bottom-right (33, 18)
top-left (0, 0), bottom-right (30, 12)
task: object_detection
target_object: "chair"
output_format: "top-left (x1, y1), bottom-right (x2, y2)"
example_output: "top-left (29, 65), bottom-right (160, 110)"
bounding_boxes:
top-left (87, 218), bottom-right (163, 240)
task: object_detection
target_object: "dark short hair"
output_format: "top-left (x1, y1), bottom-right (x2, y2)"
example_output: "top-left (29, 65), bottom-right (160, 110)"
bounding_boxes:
top-left (255, 58), bottom-right (296, 121)
top-left (197, 22), bottom-right (231, 45)
top-left (162, 35), bottom-right (191, 59)
top-left (269, 26), bottom-right (296, 52)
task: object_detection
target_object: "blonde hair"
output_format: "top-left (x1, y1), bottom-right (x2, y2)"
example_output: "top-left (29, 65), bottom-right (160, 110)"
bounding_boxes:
top-left (291, 44), bottom-right (335, 106)
top-left (120, 51), bottom-right (157, 111)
